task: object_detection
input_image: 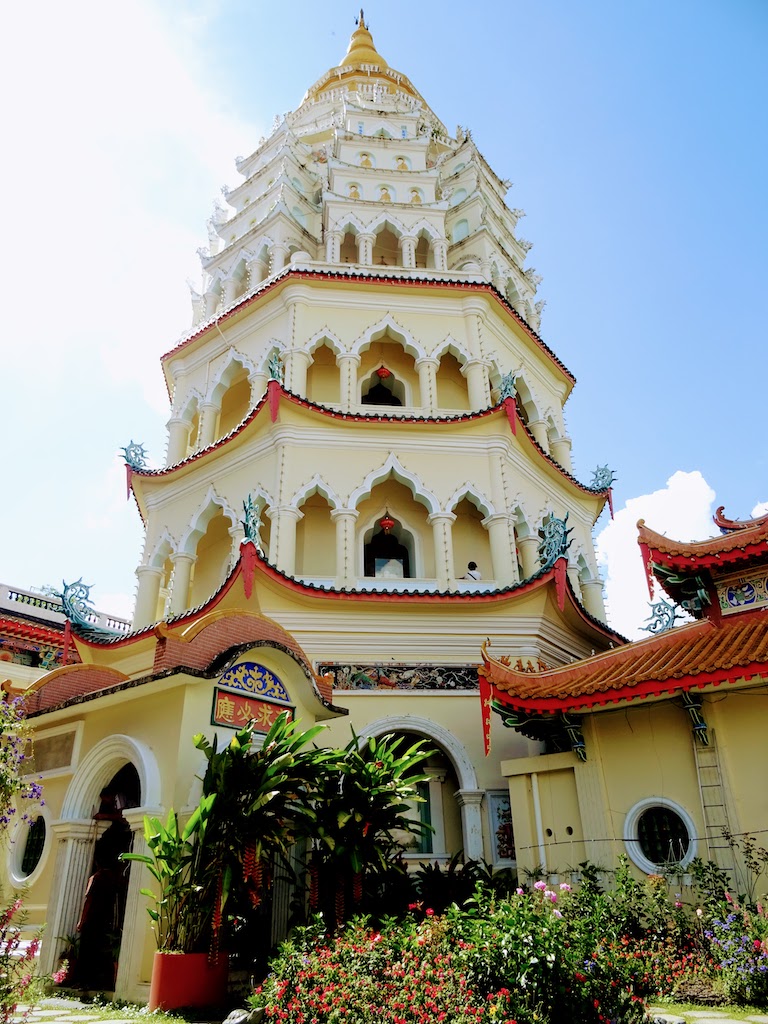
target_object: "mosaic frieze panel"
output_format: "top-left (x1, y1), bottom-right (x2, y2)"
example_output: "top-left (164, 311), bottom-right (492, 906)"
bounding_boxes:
top-left (318, 663), bottom-right (479, 691)
top-left (217, 661), bottom-right (291, 702)
top-left (717, 567), bottom-right (768, 614)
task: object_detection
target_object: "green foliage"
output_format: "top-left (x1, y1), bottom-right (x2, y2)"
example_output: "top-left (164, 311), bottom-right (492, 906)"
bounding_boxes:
top-left (121, 795), bottom-right (216, 952)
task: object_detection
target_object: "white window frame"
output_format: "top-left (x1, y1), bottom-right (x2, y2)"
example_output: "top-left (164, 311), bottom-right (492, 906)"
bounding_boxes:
top-left (623, 797), bottom-right (697, 874)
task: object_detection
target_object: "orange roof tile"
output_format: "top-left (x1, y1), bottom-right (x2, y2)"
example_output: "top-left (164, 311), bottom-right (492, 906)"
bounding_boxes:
top-left (480, 608), bottom-right (768, 713)
top-left (638, 515), bottom-right (768, 563)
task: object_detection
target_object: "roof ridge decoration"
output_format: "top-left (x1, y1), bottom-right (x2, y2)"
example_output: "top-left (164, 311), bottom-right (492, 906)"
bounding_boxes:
top-left (714, 505), bottom-right (768, 534)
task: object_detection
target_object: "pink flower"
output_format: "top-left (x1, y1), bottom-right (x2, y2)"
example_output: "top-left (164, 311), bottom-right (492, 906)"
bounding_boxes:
top-left (545, 890), bottom-right (557, 903)
top-left (559, 882), bottom-right (571, 892)
top-left (553, 909), bottom-right (563, 918)
top-left (534, 880), bottom-right (547, 891)
top-left (515, 887), bottom-right (524, 895)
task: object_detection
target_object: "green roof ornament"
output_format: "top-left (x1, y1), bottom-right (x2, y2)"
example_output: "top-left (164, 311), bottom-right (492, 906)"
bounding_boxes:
top-left (538, 512), bottom-right (572, 570)
top-left (267, 351), bottom-right (285, 383)
top-left (242, 494), bottom-right (265, 553)
top-left (55, 579), bottom-right (98, 630)
top-left (641, 599), bottom-right (680, 635)
top-left (121, 441), bottom-right (149, 471)
top-left (590, 465), bottom-right (616, 490)
top-left (498, 372), bottom-right (517, 401)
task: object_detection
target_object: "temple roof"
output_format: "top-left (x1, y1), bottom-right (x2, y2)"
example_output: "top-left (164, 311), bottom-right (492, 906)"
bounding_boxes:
top-left (638, 509), bottom-right (768, 567)
top-left (303, 12), bottom-right (423, 104)
top-left (480, 606), bottom-right (768, 714)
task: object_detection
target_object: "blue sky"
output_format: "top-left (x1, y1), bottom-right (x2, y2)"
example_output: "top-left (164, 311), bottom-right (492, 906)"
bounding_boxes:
top-left (1, 0), bottom-right (764, 637)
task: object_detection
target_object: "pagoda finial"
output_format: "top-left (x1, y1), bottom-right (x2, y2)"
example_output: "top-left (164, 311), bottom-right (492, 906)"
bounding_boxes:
top-left (341, 8), bottom-right (387, 67)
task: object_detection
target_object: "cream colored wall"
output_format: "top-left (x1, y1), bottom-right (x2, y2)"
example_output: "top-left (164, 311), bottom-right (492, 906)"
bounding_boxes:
top-left (295, 495), bottom-right (336, 576)
top-left (436, 353), bottom-right (470, 410)
top-left (306, 344), bottom-right (340, 404)
top-left (452, 499), bottom-right (492, 578)
top-left (706, 688), bottom-right (768, 837)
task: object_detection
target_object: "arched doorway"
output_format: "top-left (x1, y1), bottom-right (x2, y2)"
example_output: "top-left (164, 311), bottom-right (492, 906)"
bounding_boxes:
top-left (74, 764), bottom-right (140, 990)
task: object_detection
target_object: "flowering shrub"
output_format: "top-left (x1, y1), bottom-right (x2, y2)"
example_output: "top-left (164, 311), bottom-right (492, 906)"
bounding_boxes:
top-left (252, 883), bottom-right (649, 1024)
top-left (0, 696), bottom-right (49, 1021)
top-left (707, 895), bottom-right (768, 1004)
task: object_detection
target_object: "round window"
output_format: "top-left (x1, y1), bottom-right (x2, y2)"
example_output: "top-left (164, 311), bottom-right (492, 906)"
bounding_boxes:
top-left (624, 798), bottom-right (696, 874)
top-left (20, 815), bottom-right (46, 877)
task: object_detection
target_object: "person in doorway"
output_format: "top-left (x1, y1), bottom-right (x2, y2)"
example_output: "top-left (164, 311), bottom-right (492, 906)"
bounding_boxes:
top-left (464, 561), bottom-right (482, 580)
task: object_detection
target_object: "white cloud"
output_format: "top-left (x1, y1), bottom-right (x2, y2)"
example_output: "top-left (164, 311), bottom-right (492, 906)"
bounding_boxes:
top-left (596, 470), bottom-right (717, 639)
top-left (752, 501), bottom-right (768, 518)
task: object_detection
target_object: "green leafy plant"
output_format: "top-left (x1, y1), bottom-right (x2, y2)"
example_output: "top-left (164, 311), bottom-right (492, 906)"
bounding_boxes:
top-left (121, 794), bottom-right (216, 952)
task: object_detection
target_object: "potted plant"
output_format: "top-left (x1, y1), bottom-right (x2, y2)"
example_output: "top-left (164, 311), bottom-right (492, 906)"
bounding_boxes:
top-left (121, 792), bottom-right (228, 1011)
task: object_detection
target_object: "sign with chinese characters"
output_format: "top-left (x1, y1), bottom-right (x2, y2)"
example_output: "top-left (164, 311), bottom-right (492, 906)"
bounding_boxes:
top-left (211, 687), bottom-right (294, 732)
top-left (717, 567), bottom-right (768, 615)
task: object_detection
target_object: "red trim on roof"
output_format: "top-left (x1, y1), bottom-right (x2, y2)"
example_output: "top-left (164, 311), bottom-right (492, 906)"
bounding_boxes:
top-left (161, 269), bottom-right (575, 384)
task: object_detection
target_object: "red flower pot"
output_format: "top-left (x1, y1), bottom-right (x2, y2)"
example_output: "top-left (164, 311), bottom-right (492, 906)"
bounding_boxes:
top-left (148, 951), bottom-right (228, 1012)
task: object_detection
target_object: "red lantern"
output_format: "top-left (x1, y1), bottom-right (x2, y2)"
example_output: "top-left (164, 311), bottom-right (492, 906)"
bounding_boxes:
top-left (379, 510), bottom-right (395, 534)
top-left (376, 366), bottom-right (391, 379)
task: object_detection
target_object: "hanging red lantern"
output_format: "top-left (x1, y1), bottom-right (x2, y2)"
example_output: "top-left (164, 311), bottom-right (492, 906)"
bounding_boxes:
top-left (376, 366), bottom-right (391, 379)
top-left (379, 510), bottom-right (395, 533)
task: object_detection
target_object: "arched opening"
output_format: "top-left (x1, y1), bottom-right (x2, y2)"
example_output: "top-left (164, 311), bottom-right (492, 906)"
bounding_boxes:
top-left (232, 259), bottom-right (249, 301)
top-left (363, 517), bottom-right (412, 579)
top-left (189, 508), bottom-right (233, 607)
top-left (452, 497), bottom-right (491, 580)
top-left (451, 218), bottom-right (469, 243)
top-left (185, 407), bottom-right (200, 456)
top-left (295, 494), bottom-right (335, 577)
top-left (393, 736), bottom-right (461, 861)
top-left (151, 543), bottom-right (174, 622)
top-left (449, 188), bottom-right (467, 208)
top-left (339, 229), bottom-right (358, 264)
top-left (435, 352), bottom-right (470, 410)
top-left (414, 232), bottom-right (435, 270)
top-left (358, 337), bottom-right (416, 406)
top-left (372, 226), bottom-right (400, 267)
top-left (74, 763), bottom-right (140, 991)
top-left (217, 364), bottom-right (251, 437)
top-left (361, 370), bottom-right (404, 406)
top-left (358, 481), bottom-right (431, 579)
top-left (306, 343), bottom-right (340, 405)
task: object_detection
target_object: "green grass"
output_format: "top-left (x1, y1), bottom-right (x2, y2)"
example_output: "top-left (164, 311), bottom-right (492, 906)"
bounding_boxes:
top-left (649, 997), bottom-right (768, 1020)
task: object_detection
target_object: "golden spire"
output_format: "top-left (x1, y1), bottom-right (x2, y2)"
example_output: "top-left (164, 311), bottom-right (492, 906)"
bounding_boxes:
top-left (340, 8), bottom-right (387, 68)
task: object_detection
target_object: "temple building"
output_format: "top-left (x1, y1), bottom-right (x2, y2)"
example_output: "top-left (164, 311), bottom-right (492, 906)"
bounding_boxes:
top-left (481, 506), bottom-right (768, 885)
top-left (11, 15), bottom-right (761, 1003)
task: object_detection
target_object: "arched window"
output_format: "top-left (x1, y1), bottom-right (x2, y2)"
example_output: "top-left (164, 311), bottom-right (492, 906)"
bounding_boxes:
top-left (372, 226), bottom-right (400, 266)
top-left (361, 370), bottom-right (404, 406)
top-left (364, 519), bottom-right (412, 578)
top-left (20, 816), bottom-right (46, 877)
top-left (340, 230), bottom-right (358, 263)
top-left (451, 219), bottom-right (469, 242)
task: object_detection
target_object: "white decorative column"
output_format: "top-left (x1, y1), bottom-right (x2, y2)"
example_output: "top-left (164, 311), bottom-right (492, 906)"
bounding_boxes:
top-left (331, 508), bottom-right (359, 589)
top-left (424, 768), bottom-right (447, 856)
top-left (133, 565), bottom-right (163, 629)
top-left (427, 511), bottom-right (456, 590)
top-left (223, 277), bottom-right (238, 306)
top-left (40, 821), bottom-right (95, 974)
top-left (114, 809), bottom-right (158, 1002)
top-left (228, 522), bottom-right (246, 571)
top-left (169, 552), bottom-right (195, 615)
top-left (567, 564), bottom-right (583, 600)
top-left (337, 352), bottom-right (361, 410)
top-left (165, 416), bottom-right (189, 466)
top-left (462, 359), bottom-right (490, 410)
top-left (517, 535), bottom-right (540, 579)
top-left (249, 370), bottom-right (269, 405)
top-left (432, 238), bottom-right (448, 270)
top-left (550, 436), bottom-right (573, 472)
top-left (400, 235), bottom-right (417, 269)
top-left (270, 506), bottom-right (303, 577)
top-left (197, 401), bottom-right (219, 447)
top-left (269, 242), bottom-right (290, 275)
top-left (357, 232), bottom-right (375, 266)
top-left (285, 348), bottom-right (312, 395)
top-left (415, 357), bottom-right (438, 412)
top-left (483, 514), bottom-right (517, 586)
top-left (528, 417), bottom-right (550, 452)
top-left (247, 255), bottom-right (268, 289)
top-left (204, 290), bottom-right (219, 317)
top-left (581, 578), bottom-right (606, 621)
top-left (455, 790), bottom-right (485, 862)
top-left (326, 231), bottom-right (342, 263)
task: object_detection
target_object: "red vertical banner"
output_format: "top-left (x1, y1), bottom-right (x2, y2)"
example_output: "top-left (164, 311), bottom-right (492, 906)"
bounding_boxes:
top-left (503, 396), bottom-right (517, 435)
top-left (479, 670), bottom-right (493, 756)
top-left (554, 556), bottom-right (567, 611)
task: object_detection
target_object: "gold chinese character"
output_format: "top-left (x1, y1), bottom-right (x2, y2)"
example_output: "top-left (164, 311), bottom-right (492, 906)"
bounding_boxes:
top-left (216, 694), bottom-right (236, 723)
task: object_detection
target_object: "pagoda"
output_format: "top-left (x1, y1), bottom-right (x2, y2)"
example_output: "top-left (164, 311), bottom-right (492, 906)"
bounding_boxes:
top-left (12, 16), bottom-right (626, 1001)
